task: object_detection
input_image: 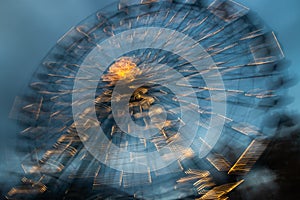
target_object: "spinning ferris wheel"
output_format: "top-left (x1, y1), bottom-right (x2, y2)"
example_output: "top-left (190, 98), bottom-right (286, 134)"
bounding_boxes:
top-left (7, 0), bottom-right (288, 199)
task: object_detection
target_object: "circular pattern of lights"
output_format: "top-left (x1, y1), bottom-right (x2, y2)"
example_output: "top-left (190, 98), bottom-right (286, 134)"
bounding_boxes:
top-left (9, 0), bottom-right (288, 199)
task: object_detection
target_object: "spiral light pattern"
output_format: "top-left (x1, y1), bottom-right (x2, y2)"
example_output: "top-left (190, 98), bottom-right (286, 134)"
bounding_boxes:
top-left (8, 0), bottom-right (288, 199)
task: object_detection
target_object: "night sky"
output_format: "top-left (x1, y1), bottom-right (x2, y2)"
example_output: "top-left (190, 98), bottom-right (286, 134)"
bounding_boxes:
top-left (0, 0), bottom-right (299, 199)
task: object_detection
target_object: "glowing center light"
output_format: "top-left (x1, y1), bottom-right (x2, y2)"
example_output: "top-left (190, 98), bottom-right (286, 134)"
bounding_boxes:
top-left (102, 57), bottom-right (141, 82)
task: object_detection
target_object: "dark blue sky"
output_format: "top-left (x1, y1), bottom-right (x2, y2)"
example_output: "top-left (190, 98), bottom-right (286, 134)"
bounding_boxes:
top-left (0, 0), bottom-right (299, 181)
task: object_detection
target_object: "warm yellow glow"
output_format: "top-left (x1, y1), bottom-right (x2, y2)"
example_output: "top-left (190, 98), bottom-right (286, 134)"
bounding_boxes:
top-left (197, 180), bottom-right (244, 200)
top-left (102, 57), bottom-right (141, 82)
top-left (228, 139), bottom-right (268, 175)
